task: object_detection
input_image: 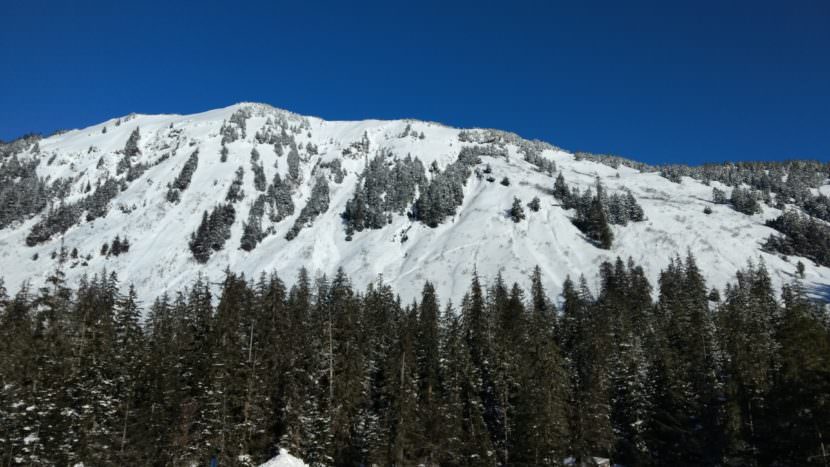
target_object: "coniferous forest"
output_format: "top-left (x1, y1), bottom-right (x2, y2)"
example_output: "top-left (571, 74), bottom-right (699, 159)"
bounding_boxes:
top-left (0, 254), bottom-right (829, 467)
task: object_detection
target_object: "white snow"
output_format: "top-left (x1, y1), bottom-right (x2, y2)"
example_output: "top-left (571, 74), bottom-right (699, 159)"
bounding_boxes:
top-left (258, 449), bottom-right (308, 467)
top-left (1, 102), bottom-right (828, 307)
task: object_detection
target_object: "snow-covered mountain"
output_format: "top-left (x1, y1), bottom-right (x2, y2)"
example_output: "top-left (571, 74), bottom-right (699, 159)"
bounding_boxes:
top-left (1, 102), bottom-right (827, 304)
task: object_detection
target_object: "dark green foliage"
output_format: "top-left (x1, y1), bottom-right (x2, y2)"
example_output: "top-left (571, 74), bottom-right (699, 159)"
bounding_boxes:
top-left (117, 127), bottom-right (141, 175)
top-left (124, 127), bottom-right (141, 155)
top-left (189, 203), bottom-right (236, 263)
top-left (500, 176), bottom-right (510, 186)
top-left (251, 158), bottom-right (267, 192)
top-left (285, 177), bottom-right (329, 241)
top-left (713, 187), bottom-right (728, 204)
top-left (607, 191), bottom-right (638, 225)
top-left (125, 160), bottom-right (149, 182)
top-left (522, 146), bottom-right (557, 174)
top-left (25, 178), bottom-right (122, 246)
top-left (764, 210), bottom-right (830, 266)
top-left (730, 186), bottom-right (762, 215)
top-left (766, 283), bottom-right (830, 465)
top-left (342, 151), bottom-right (426, 236)
top-left (100, 235), bottom-right (131, 258)
top-left (166, 150), bottom-right (199, 203)
top-left (553, 172), bottom-right (570, 201)
top-left (26, 202), bottom-right (83, 246)
top-left (528, 196), bottom-right (541, 212)
top-left (0, 157), bottom-right (54, 228)
top-left (573, 182), bottom-right (614, 249)
top-left (647, 254), bottom-right (723, 465)
top-left (802, 193), bottom-right (830, 223)
top-left (266, 172), bottom-right (294, 222)
top-left (220, 109), bottom-right (250, 145)
top-left (555, 175), bottom-right (644, 228)
top-left (116, 153), bottom-right (131, 176)
top-left (553, 176), bottom-right (647, 249)
top-left (560, 274), bottom-right (614, 460)
top-left (622, 190), bottom-right (644, 222)
top-left (509, 196), bottom-right (525, 222)
top-left (0, 253), bottom-right (828, 465)
top-left (413, 150), bottom-right (478, 228)
top-left (166, 188), bottom-right (180, 204)
top-left (715, 261), bottom-right (780, 464)
top-left (226, 166), bottom-right (245, 203)
top-left (319, 158), bottom-right (345, 184)
top-left (240, 195), bottom-right (267, 251)
top-left (84, 177), bottom-right (121, 222)
top-left (0, 133), bottom-right (41, 159)
top-left (0, 168), bottom-right (56, 228)
top-left (661, 160), bottom-right (829, 214)
top-left (287, 144), bottom-right (300, 182)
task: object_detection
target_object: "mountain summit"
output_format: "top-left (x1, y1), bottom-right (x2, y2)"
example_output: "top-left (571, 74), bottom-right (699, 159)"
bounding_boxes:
top-left (1, 103), bottom-right (828, 303)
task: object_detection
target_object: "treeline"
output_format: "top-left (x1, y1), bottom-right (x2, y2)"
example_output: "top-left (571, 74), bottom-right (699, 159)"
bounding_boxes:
top-left (1, 254), bottom-right (828, 466)
top-left (660, 160), bottom-right (828, 201)
top-left (574, 152), bottom-right (830, 223)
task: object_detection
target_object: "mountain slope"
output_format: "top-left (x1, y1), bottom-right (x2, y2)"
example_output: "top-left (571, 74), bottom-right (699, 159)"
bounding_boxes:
top-left (1, 102), bottom-right (827, 304)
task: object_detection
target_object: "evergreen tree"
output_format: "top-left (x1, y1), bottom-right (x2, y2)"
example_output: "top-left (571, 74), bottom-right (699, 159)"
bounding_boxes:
top-left (415, 282), bottom-right (443, 464)
top-left (111, 285), bottom-right (144, 463)
top-left (266, 172), bottom-right (294, 223)
top-left (561, 275), bottom-right (614, 461)
top-left (124, 126), bottom-right (141, 159)
top-left (766, 282), bottom-right (830, 465)
top-left (226, 166), bottom-right (245, 203)
top-left (514, 267), bottom-right (570, 465)
top-left (553, 172), bottom-right (571, 204)
top-left (716, 260), bottom-right (779, 465)
top-left (509, 197), bottom-right (526, 222)
top-left (166, 149), bottom-right (199, 203)
top-left (528, 196), bottom-right (541, 212)
top-left (287, 145), bottom-right (301, 183)
top-left (286, 177), bottom-right (329, 241)
top-left (0, 249), bottom-right (828, 465)
top-left (438, 301), bottom-right (495, 465)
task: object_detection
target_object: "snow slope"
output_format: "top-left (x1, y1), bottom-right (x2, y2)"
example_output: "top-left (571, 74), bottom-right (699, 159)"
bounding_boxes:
top-left (1, 102), bottom-right (827, 305)
top-left (258, 449), bottom-right (308, 467)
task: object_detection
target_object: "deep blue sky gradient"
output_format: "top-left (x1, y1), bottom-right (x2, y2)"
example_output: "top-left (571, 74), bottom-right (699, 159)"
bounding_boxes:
top-left (1, 0), bottom-right (828, 164)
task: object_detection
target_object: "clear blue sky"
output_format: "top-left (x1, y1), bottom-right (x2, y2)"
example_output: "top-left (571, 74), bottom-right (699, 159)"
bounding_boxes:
top-left (2, 0), bottom-right (828, 165)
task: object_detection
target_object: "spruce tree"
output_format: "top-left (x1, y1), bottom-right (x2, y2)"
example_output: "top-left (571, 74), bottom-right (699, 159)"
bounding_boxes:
top-left (415, 282), bottom-right (443, 464)
top-left (509, 196), bottom-right (526, 222)
top-left (767, 282), bottom-right (830, 465)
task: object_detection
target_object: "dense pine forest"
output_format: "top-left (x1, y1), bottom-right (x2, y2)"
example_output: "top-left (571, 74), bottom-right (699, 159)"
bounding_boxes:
top-left (0, 253), bottom-right (828, 466)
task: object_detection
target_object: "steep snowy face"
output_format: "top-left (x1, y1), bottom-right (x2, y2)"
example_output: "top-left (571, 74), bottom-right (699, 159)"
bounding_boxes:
top-left (0, 102), bottom-right (827, 304)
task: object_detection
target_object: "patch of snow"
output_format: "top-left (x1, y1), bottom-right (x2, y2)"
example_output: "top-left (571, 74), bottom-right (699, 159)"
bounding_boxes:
top-left (259, 449), bottom-right (308, 467)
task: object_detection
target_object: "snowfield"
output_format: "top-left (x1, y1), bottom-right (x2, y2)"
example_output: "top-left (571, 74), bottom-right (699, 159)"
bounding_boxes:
top-left (1, 102), bottom-right (827, 306)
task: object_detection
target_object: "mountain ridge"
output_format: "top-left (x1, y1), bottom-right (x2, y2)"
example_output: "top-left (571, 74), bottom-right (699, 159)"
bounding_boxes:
top-left (1, 102), bottom-right (828, 305)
